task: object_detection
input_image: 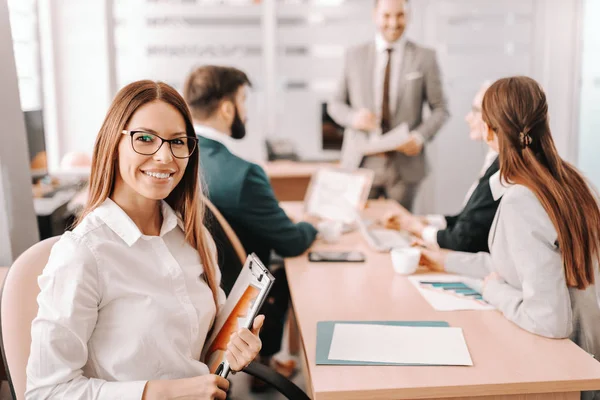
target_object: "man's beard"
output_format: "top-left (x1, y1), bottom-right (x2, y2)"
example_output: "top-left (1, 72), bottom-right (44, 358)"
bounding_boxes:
top-left (231, 106), bottom-right (246, 140)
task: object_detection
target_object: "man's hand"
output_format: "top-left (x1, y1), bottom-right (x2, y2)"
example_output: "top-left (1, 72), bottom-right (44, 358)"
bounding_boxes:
top-left (396, 133), bottom-right (424, 156)
top-left (351, 108), bottom-right (378, 132)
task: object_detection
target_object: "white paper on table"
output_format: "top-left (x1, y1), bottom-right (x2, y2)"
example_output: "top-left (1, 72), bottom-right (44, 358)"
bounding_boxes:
top-left (328, 324), bottom-right (473, 366)
top-left (339, 124), bottom-right (411, 170)
top-left (408, 274), bottom-right (495, 311)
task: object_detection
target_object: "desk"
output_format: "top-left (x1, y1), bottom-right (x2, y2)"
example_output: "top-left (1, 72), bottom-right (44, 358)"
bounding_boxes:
top-left (263, 161), bottom-right (335, 201)
top-left (282, 200), bottom-right (600, 400)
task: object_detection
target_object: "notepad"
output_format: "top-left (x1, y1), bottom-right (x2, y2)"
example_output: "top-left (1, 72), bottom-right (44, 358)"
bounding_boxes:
top-left (328, 323), bottom-right (473, 366)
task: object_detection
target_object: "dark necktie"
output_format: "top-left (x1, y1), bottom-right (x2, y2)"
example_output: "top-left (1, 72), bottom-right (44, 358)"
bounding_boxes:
top-left (381, 48), bottom-right (393, 134)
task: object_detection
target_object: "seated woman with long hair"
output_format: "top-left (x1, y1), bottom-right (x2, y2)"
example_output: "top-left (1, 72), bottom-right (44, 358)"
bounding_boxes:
top-left (420, 76), bottom-right (600, 400)
top-left (26, 81), bottom-right (264, 400)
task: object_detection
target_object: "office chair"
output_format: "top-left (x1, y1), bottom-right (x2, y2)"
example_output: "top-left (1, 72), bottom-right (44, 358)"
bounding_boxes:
top-left (203, 196), bottom-right (246, 295)
top-left (0, 237), bottom-right (310, 400)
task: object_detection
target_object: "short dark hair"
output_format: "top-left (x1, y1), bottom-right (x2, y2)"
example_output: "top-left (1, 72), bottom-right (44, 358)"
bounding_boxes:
top-left (183, 65), bottom-right (251, 120)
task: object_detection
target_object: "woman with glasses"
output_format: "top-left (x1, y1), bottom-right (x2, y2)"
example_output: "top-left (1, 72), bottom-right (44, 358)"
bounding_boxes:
top-left (26, 80), bottom-right (264, 400)
top-left (383, 81), bottom-right (500, 253)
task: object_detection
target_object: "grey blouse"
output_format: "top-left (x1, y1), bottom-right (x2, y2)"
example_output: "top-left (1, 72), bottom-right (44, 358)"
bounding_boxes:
top-left (445, 175), bottom-right (600, 400)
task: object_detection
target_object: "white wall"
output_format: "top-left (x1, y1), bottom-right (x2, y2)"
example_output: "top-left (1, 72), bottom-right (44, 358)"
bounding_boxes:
top-left (577, 0), bottom-right (600, 189)
top-left (40, 0), bottom-right (583, 214)
top-left (412, 0), bottom-right (582, 214)
top-left (0, 0), bottom-right (39, 264)
top-left (39, 0), bottom-right (114, 172)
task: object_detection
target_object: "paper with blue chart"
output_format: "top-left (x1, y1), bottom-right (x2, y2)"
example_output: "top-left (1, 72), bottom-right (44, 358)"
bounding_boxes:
top-left (408, 274), bottom-right (495, 311)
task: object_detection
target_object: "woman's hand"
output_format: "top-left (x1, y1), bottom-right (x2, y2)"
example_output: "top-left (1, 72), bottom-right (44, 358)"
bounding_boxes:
top-left (226, 315), bottom-right (265, 372)
top-left (482, 272), bottom-right (501, 292)
top-left (414, 240), bottom-right (451, 272)
top-left (143, 374), bottom-right (230, 400)
top-left (385, 212), bottom-right (426, 237)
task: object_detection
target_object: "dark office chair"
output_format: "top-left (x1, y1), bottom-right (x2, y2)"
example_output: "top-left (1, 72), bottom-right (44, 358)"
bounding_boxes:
top-left (203, 196), bottom-right (247, 296)
top-left (203, 196), bottom-right (311, 400)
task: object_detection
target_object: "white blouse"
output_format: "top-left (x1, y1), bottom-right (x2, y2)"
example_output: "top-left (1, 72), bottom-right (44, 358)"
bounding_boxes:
top-left (26, 199), bottom-right (226, 400)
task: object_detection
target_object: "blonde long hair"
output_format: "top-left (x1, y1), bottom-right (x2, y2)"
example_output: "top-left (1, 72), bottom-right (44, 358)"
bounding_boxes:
top-left (76, 80), bottom-right (220, 306)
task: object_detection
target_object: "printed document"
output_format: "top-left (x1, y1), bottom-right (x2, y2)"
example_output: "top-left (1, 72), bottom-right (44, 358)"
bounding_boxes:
top-left (408, 274), bottom-right (495, 311)
top-left (340, 124), bottom-right (410, 170)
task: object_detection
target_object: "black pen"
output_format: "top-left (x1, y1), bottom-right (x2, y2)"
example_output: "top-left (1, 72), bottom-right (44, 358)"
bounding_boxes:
top-left (215, 362), bottom-right (224, 376)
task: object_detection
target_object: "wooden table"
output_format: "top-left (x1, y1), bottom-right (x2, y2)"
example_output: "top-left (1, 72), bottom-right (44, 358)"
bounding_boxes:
top-left (282, 201), bottom-right (600, 400)
top-left (263, 161), bottom-right (335, 201)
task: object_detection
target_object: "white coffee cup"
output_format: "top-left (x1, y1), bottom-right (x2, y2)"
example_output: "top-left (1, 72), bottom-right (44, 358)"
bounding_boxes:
top-left (390, 247), bottom-right (421, 275)
top-left (318, 220), bottom-right (344, 244)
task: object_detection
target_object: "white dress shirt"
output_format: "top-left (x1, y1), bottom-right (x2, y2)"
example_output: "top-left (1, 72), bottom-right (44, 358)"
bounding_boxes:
top-left (26, 198), bottom-right (226, 400)
top-left (422, 149), bottom-right (499, 246)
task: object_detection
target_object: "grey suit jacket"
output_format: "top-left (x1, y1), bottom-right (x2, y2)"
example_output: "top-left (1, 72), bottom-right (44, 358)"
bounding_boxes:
top-left (328, 40), bottom-right (449, 184)
top-left (446, 181), bottom-right (600, 400)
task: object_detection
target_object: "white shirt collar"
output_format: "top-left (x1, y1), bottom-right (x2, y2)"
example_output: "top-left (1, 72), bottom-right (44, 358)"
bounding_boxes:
top-left (375, 33), bottom-right (407, 53)
top-left (194, 124), bottom-right (234, 149)
top-left (94, 198), bottom-right (183, 246)
top-left (489, 171), bottom-right (513, 201)
top-left (480, 149), bottom-right (499, 176)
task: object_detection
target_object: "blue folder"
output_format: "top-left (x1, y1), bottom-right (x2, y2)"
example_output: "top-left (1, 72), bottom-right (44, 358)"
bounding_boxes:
top-left (316, 320), bottom-right (450, 366)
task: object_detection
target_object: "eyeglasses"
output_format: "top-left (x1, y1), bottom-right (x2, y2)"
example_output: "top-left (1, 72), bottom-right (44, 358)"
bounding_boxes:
top-left (122, 130), bottom-right (197, 159)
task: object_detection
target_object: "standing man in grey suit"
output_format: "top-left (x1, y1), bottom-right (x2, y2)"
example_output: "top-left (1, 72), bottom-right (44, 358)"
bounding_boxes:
top-left (328, 0), bottom-right (449, 210)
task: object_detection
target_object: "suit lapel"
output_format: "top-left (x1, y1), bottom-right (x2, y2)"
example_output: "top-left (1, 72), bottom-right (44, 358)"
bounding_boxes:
top-left (363, 43), bottom-right (376, 110)
top-left (396, 40), bottom-right (416, 112)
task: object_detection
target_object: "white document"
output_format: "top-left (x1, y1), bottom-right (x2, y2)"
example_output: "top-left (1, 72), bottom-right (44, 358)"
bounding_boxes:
top-left (328, 324), bottom-right (473, 366)
top-left (340, 124), bottom-right (410, 170)
top-left (305, 168), bottom-right (369, 223)
top-left (408, 274), bottom-right (495, 311)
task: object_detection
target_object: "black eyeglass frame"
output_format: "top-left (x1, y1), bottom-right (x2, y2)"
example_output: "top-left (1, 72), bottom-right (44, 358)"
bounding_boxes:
top-left (121, 129), bottom-right (198, 159)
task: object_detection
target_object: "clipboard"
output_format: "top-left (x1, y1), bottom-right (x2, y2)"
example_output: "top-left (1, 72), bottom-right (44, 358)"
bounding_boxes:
top-left (316, 320), bottom-right (449, 366)
top-left (203, 253), bottom-right (275, 378)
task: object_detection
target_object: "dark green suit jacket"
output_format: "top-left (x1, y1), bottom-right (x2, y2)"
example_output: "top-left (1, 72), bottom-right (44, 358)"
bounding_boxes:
top-left (198, 135), bottom-right (318, 266)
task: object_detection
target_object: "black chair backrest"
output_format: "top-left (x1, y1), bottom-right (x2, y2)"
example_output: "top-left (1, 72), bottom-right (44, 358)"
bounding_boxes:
top-left (203, 206), bottom-right (244, 296)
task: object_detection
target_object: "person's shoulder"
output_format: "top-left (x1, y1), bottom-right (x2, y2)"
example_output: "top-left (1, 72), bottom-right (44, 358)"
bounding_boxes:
top-left (243, 162), bottom-right (271, 185)
top-left (201, 142), bottom-right (252, 177)
top-left (501, 184), bottom-right (558, 243)
top-left (408, 40), bottom-right (437, 59)
top-left (503, 184), bottom-right (539, 204)
top-left (202, 154), bottom-right (255, 208)
top-left (502, 185), bottom-right (551, 223)
top-left (45, 227), bottom-right (100, 274)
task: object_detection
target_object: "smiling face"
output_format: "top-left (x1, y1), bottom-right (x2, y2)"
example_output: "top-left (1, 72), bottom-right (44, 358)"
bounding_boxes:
top-left (113, 100), bottom-right (189, 203)
top-left (373, 0), bottom-right (408, 44)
